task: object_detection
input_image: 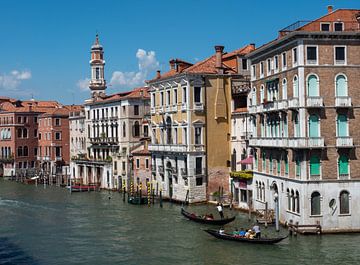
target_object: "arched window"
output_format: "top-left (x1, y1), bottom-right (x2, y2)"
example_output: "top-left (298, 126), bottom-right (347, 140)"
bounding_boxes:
top-left (23, 146), bottom-right (28, 157)
top-left (338, 154), bottom-right (349, 178)
top-left (256, 181), bottom-right (259, 199)
top-left (339, 190), bottom-right (350, 214)
top-left (17, 146), bottom-right (23, 157)
top-left (260, 85), bottom-right (264, 103)
top-left (252, 87), bottom-right (257, 105)
top-left (262, 182), bottom-right (265, 201)
top-left (269, 155), bottom-right (273, 173)
top-left (296, 190), bottom-right (300, 213)
top-left (287, 188), bottom-right (291, 210)
top-left (17, 128), bottom-right (22, 138)
top-left (166, 117), bottom-right (172, 144)
top-left (309, 114), bottom-right (320, 137)
top-left (291, 189), bottom-right (295, 212)
top-left (311, 191), bottom-right (321, 215)
top-left (262, 152), bottom-right (266, 172)
top-left (293, 76), bottom-right (299, 98)
top-left (307, 74), bottom-right (319, 97)
top-left (23, 128), bottom-right (28, 138)
top-left (133, 121), bottom-right (140, 137)
top-left (335, 74), bottom-right (348, 97)
top-left (282, 79), bottom-right (287, 100)
top-left (122, 122), bottom-right (126, 138)
top-left (310, 155), bottom-right (321, 178)
top-left (337, 114), bottom-right (348, 137)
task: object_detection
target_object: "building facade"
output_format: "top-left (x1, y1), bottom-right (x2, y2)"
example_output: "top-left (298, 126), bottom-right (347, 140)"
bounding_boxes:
top-left (69, 108), bottom-right (86, 160)
top-left (247, 7), bottom-right (360, 232)
top-left (148, 45), bottom-right (254, 203)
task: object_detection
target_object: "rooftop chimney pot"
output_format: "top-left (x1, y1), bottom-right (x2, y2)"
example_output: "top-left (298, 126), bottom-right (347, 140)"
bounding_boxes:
top-left (327, 5), bottom-right (333, 14)
top-left (156, 70), bottom-right (161, 79)
top-left (214, 45), bottom-right (224, 73)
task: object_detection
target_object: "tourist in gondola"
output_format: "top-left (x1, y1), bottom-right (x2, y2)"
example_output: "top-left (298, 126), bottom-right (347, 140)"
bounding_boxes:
top-left (216, 203), bottom-right (224, 219)
top-left (219, 228), bottom-right (225, 235)
top-left (239, 228), bottom-right (246, 237)
top-left (233, 228), bottom-right (239, 236)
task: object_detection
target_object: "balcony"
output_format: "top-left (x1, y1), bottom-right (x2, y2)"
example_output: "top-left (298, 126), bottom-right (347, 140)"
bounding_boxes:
top-left (230, 170), bottom-right (253, 179)
top-left (165, 105), bottom-right (171, 113)
top-left (309, 174), bottom-right (321, 181)
top-left (181, 103), bottom-right (187, 111)
top-left (248, 105), bottom-right (257, 114)
top-left (336, 137), bottom-right (353, 148)
top-left (194, 102), bottom-right (204, 112)
top-left (338, 173), bottom-right (350, 180)
top-left (288, 137), bottom-right (325, 148)
top-left (171, 105), bottom-right (178, 112)
top-left (90, 137), bottom-right (119, 144)
top-left (181, 168), bottom-right (188, 176)
top-left (335, 97), bottom-right (352, 108)
top-left (249, 137), bottom-right (288, 148)
top-left (158, 165), bottom-right (164, 173)
top-left (148, 144), bottom-right (187, 153)
top-left (191, 144), bottom-right (205, 152)
top-left (55, 156), bottom-right (62, 161)
top-left (307, 97), bottom-right (324, 108)
top-left (150, 107), bottom-right (156, 115)
top-left (288, 98), bottom-right (299, 109)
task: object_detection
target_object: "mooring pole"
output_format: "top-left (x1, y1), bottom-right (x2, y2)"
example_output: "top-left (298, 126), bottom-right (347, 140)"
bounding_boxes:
top-left (159, 188), bottom-right (163, 208)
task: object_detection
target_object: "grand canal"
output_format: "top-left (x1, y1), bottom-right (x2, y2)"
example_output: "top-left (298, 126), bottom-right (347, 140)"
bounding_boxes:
top-left (1, 179), bottom-right (360, 265)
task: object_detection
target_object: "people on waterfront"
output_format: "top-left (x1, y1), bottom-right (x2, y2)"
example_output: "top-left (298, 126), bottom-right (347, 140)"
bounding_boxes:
top-left (252, 224), bottom-right (261, 238)
top-left (216, 203), bottom-right (224, 219)
top-left (239, 228), bottom-right (246, 237)
top-left (219, 228), bottom-right (225, 235)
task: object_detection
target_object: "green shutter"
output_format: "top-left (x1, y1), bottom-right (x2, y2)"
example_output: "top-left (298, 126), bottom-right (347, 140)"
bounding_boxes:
top-left (277, 159), bottom-right (281, 174)
top-left (310, 155), bottom-right (320, 176)
top-left (307, 75), bottom-right (319, 97)
top-left (285, 157), bottom-right (289, 175)
top-left (336, 75), bottom-right (347, 97)
top-left (338, 155), bottom-right (349, 175)
top-left (337, 115), bottom-right (347, 137)
top-left (269, 155), bottom-right (273, 173)
top-left (309, 115), bottom-right (319, 137)
top-left (296, 158), bottom-right (301, 176)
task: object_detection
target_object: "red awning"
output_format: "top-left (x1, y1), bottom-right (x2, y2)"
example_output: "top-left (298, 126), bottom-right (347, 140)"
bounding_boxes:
top-left (237, 156), bottom-right (253, 165)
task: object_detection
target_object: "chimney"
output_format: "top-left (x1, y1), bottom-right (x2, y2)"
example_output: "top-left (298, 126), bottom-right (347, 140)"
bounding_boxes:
top-left (169, 59), bottom-right (175, 70)
top-left (327, 5), bottom-right (333, 14)
top-left (250, 43), bottom-right (256, 49)
top-left (156, 70), bottom-right (161, 79)
top-left (214, 45), bottom-right (224, 73)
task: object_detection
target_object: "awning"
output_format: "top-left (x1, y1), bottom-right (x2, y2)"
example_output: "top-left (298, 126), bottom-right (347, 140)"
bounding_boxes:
top-left (237, 155), bottom-right (253, 165)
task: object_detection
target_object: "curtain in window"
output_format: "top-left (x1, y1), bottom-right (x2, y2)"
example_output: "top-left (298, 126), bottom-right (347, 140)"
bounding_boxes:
top-left (337, 114), bottom-right (348, 137)
top-left (336, 75), bottom-right (347, 97)
top-left (307, 75), bottom-right (319, 97)
top-left (311, 192), bottom-right (321, 215)
top-left (340, 191), bottom-right (349, 214)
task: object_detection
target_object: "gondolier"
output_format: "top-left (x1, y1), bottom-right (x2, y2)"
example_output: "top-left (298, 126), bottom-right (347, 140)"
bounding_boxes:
top-left (217, 203), bottom-right (224, 219)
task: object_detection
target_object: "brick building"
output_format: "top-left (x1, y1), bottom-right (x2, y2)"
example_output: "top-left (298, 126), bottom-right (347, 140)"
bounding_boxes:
top-left (247, 7), bottom-right (360, 231)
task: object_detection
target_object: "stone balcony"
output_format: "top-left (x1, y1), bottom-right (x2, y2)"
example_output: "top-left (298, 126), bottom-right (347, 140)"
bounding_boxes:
top-left (306, 97), bottom-right (324, 108)
top-left (171, 105), bottom-right (178, 112)
top-left (288, 137), bottom-right (325, 148)
top-left (336, 137), bottom-right (353, 148)
top-left (148, 144), bottom-right (187, 153)
top-left (90, 137), bottom-right (119, 144)
top-left (181, 103), bottom-right (187, 111)
top-left (335, 97), bottom-right (352, 108)
top-left (288, 98), bottom-right (299, 109)
top-left (249, 137), bottom-right (288, 148)
top-left (194, 102), bottom-right (204, 112)
top-left (150, 107), bottom-right (156, 115)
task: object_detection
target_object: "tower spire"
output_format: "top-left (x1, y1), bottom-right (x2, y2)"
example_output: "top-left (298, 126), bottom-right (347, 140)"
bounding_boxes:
top-left (89, 34), bottom-right (106, 99)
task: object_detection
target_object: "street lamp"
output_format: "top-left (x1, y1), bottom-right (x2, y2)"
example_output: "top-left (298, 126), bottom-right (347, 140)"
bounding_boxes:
top-left (274, 192), bottom-right (280, 232)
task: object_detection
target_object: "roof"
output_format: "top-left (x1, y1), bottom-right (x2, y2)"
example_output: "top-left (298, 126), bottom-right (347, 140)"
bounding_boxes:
top-left (91, 87), bottom-right (149, 104)
top-left (0, 99), bottom-right (65, 114)
top-left (147, 44), bottom-right (255, 83)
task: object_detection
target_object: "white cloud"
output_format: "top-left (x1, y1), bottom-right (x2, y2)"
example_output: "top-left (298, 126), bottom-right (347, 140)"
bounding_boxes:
top-left (0, 70), bottom-right (32, 90)
top-left (77, 78), bottom-right (90, 91)
top-left (110, 49), bottom-right (159, 88)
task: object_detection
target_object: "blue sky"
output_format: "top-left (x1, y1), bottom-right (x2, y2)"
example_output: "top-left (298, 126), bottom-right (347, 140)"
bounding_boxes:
top-left (0, 0), bottom-right (358, 104)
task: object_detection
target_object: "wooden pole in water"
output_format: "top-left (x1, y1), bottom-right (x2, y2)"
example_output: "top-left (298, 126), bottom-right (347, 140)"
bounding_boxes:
top-left (159, 188), bottom-right (163, 208)
top-left (264, 202), bottom-right (268, 228)
top-left (147, 182), bottom-right (151, 207)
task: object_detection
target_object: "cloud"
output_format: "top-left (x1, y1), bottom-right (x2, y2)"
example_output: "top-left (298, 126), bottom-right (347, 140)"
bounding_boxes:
top-left (110, 49), bottom-right (159, 88)
top-left (0, 70), bottom-right (32, 90)
top-left (77, 78), bottom-right (90, 91)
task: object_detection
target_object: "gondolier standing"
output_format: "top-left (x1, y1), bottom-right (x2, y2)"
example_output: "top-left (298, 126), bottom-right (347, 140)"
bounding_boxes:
top-left (217, 203), bottom-right (224, 219)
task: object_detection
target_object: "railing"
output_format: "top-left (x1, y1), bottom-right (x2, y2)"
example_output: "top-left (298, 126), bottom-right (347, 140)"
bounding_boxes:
top-left (335, 97), bottom-right (352, 107)
top-left (309, 174), bottom-right (321, 181)
top-left (148, 144), bottom-right (187, 152)
top-left (171, 105), bottom-right (178, 112)
top-left (181, 103), bottom-right (187, 111)
top-left (191, 144), bottom-right (205, 152)
top-left (194, 102), bottom-right (204, 112)
top-left (150, 107), bottom-right (156, 115)
top-left (90, 137), bottom-right (119, 144)
top-left (288, 137), bottom-right (325, 148)
top-left (249, 138), bottom-right (288, 148)
top-left (165, 105), bottom-right (171, 112)
top-left (307, 97), bottom-right (324, 108)
top-left (55, 156), bottom-right (62, 161)
top-left (288, 98), bottom-right (299, 108)
top-left (339, 173), bottom-right (350, 180)
top-left (336, 137), bottom-right (353, 147)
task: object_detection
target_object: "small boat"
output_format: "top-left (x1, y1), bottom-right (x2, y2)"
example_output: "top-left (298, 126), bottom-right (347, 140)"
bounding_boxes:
top-left (181, 208), bottom-right (235, 225)
top-left (204, 229), bottom-right (288, 244)
top-left (67, 185), bottom-right (97, 192)
top-left (128, 196), bottom-right (148, 205)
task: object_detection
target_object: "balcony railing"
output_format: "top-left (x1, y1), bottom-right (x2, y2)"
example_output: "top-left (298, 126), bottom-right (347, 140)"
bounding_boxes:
top-left (288, 137), bottom-right (325, 148)
top-left (181, 103), bottom-right (187, 111)
top-left (336, 137), bottom-right (353, 148)
top-left (307, 97), bottom-right (324, 108)
top-left (55, 156), bottom-right (62, 161)
top-left (248, 105), bottom-right (257, 114)
top-left (335, 97), bottom-right (352, 108)
top-left (165, 105), bottom-right (171, 112)
top-left (309, 174), bottom-right (321, 181)
top-left (249, 137), bottom-right (288, 148)
top-left (194, 102), bottom-right (204, 112)
top-left (90, 137), bottom-right (119, 144)
top-left (288, 98), bottom-right (299, 109)
top-left (339, 173), bottom-right (350, 180)
top-left (148, 144), bottom-right (187, 152)
top-left (150, 107), bottom-right (156, 115)
top-left (171, 105), bottom-right (178, 112)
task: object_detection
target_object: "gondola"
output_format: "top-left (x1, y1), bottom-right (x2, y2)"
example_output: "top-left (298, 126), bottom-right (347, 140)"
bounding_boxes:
top-left (204, 229), bottom-right (288, 244)
top-left (181, 208), bottom-right (235, 225)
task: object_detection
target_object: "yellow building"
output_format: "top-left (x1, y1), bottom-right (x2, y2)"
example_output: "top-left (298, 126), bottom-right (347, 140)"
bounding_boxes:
top-left (147, 45), bottom-right (254, 203)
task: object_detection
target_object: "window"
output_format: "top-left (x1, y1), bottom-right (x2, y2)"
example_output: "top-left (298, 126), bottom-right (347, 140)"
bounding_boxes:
top-left (17, 146), bottom-right (23, 157)
top-left (123, 122), bottom-right (126, 137)
top-left (151, 93), bottom-right (156, 107)
top-left (196, 177), bottom-right (203, 186)
top-left (262, 152), bottom-right (266, 172)
top-left (166, 90), bottom-right (171, 106)
top-left (274, 56), bottom-right (279, 71)
top-left (260, 86), bottom-right (264, 103)
top-left (311, 191), bottom-right (321, 215)
top-left (55, 132), bottom-right (61, 140)
top-left (309, 114), bottom-right (320, 138)
top-left (183, 128), bottom-right (187, 145)
top-left (160, 92), bottom-right (164, 106)
top-left (334, 22), bottom-right (343, 31)
top-left (267, 59), bottom-right (271, 74)
top-left (295, 156), bottom-right (301, 177)
top-left (134, 105), bottom-right (139, 115)
top-left (251, 65), bottom-right (256, 79)
top-left (34, 147), bottom-right (38, 156)
top-left (173, 89), bottom-right (178, 104)
top-left (293, 48), bottom-right (298, 65)
top-left (338, 155), bottom-right (349, 178)
top-left (269, 155), bottom-right (273, 174)
top-left (306, 46), bottom-right (317, 64)
top-left (55, 118), bottom-right (61, 126)
top-left (240, 189), bottom-right (247, 202)
top-left (242, 59), bottom-right (248, 70)
top-left (335, 46), bottom-right (346, 64)
top-left (337, 114), bottom-right (348, 137)
top-left (293, 76), bottom-right (299, 98)
top-left (145, 159), bottom-right (149, 169)
top-left (293, 112), bottom-right (300, 137)
top-left (182, 87), bottom-right (187, 103)
top-left (335, 74), bottom-right (348, 97)
top-left (321, 23), bottom-right (330, 31)
top-left (143, 125), bottom-right (148, 137)
top-left (282, 79), bottom-right (287, 100)
top-left (195, 127), bottom-right (202, 145)
top-left (310, 155), bottom-right (321, 178)
top-left (194, 87), bottom-right (201, 103)
top-left (55, 146), bottom-right (61, 157)
top-left (284, 155), bottom-right (289, 176)
top-left (260, 62), bottom-right (264, 76)
top-left (95, 67), bottom-right (100, 79)
top-left (339, 190), bottom-right (350, 214)
top-left (38, 133), bottom-right (41, 140)
top-left (277, 158), bottom-right (280, 175)
top-left (307, 74), bottom-right (319, 97)
top-left (133, 121), bottom-right (140, 137)
top-left (23, 146), bottom-right (28, 156)
top-left (136, 159), bottom-right (140, 169)
top-left (282, 52), bottom-right (287, 69)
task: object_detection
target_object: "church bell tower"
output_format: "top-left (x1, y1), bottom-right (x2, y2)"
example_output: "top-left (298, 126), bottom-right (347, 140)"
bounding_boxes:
top-left (89, 34), bottom-right (106, 98)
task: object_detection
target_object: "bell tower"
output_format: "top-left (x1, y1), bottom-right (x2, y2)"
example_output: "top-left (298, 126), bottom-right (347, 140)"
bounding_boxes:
top-left (89, 34), bottom-right (106, 98)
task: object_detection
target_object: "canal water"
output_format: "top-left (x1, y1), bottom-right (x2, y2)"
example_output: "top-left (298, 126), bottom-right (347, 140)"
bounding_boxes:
top-left (1, 179), bottom-right (360, 265)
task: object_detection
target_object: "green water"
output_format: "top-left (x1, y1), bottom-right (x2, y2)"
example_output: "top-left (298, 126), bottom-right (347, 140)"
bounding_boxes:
top-left (0, 179), bottom-right (359, 265)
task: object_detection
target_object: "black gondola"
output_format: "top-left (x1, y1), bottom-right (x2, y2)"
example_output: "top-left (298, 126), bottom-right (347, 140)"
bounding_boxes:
top-left (204, 229), bottom-right (288, 244)
top-left (181, 208), bottom-right (235, 225)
